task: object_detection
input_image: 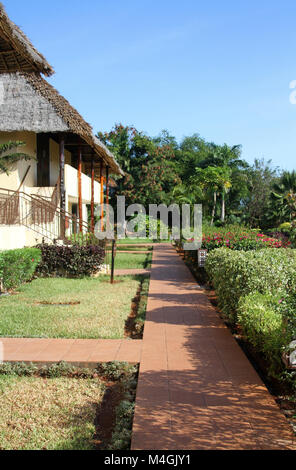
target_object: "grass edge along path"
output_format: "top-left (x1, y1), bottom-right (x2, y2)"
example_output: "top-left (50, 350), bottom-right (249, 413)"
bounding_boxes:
top-left (0, 362), bottom-right (138, 450)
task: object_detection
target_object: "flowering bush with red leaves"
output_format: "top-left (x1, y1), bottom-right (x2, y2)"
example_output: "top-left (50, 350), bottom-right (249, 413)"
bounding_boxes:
top-left (36, 244), bottom-right (105, 277)
top-left (201, 231), bottom-right (290, 252)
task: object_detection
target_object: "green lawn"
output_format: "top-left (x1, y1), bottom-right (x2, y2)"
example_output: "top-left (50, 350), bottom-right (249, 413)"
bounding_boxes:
top-left (114, 252), bottom-right (152, 270)
top-left (115, 246), bottom-right (153, 252)
top-left (116, 238), bottom-right (169, 245)
top-left (0, 276), bottom-right (143, 339)
top-left (0, 375), bottom-right (104, 450)
top-left (116, 238), bottom-right (155, 245)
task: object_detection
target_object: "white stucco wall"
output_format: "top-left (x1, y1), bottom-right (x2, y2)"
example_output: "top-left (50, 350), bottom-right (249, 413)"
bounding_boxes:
top-left (0, 225), bottom-right (43, 250)
top-left (65, 164), bottom-right (101, 204)
top-left (0, 131), bottom-right (37, 192)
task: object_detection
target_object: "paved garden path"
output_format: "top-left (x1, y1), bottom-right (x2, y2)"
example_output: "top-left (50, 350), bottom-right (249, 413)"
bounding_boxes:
top-left (131, 243), bottom-right (295, 450)
top-left (0, 338), bottom-right (142, 367)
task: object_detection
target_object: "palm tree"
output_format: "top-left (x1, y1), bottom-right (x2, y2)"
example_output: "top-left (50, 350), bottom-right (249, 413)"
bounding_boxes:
top-left (200, 143), bottom-right (245, 170)
top-left (271, 171), bottom-right (296, 223)
top-left (220, 171), bottom-right (232, 223)
top-left (194, 166), bottom-right (231, 225)
top-left (199, 144), bottom-right (246, 222)
top-left (172, 184), bottom-right (203, 205)
top-left (0, 141), bottom-right (31, 174)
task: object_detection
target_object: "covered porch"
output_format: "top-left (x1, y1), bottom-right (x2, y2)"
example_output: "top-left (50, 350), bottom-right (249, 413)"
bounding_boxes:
top-left (38, 131), bottom-right (112, 238)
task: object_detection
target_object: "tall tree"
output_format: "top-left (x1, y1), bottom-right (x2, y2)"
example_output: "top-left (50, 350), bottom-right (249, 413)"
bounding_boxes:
top-left (198, 143), bottom-right (248, 222)
top-left (193, 166), bottom-right (231, 225)
top-left (98, 125), bottom-right (181, 209)
top-left (177, 134), bottom-right (213, 182)
top-left (269, 170), bottom-right (296, 225)
top-left (244, 159), bottom-right (279, 227)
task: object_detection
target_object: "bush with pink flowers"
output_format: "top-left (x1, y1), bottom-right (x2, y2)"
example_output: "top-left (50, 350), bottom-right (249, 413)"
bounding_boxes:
top-left (201, 230), bottom-right (290, 252)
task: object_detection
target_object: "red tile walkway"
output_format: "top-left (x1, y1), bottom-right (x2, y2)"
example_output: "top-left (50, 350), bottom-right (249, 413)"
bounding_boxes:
top-left (0, 338), bottom-right (142, 367)
top-left (131, 243), bottom-right (295, 450)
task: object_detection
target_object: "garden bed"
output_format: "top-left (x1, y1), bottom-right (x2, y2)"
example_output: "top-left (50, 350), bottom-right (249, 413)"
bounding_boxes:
top-left (0, 275), bottom-right (148, 339)
top-left (0, 362), bottom-right (138, 450)
top-left (125, 275), bottom-right (150, 339)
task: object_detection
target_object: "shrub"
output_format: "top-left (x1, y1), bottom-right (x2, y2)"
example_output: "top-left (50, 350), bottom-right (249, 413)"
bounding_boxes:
top-left (0, 362), bottom-right (38, 377)
top-left (0, 253), bottom-right (4, 286)
top-left (36, 244), bottom-right (105, 277)
top-left (276, 292), bottom-right (296, 341)
top-left (131, 214), bottom-right (168, 239)
top-left (278, 222), bottom-right (292, 234)
top-left (66, 232), bottom-right (105, 247)
top-left (201, 230), bottom-right (290, 251)
top-left (265, 231), bottom-right (290, 244)
top-left (205, 248), bottom-right (296, 382)
top-left (0, 248), bottom-right (41, 291)
top-left (237, 292), bottom-right (289, 373)
top-left (96, 362), bottom-right (137, 382)
top-left (205, 248), bottom-right (296, 324)
top-left (175, 225), bottom-right (291, 283)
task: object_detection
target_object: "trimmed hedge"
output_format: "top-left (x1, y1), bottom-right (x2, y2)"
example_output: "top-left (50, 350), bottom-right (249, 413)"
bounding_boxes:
top-left (205, 248), bottom-right (296, 324)
top-left (0, 248), bottom-right (41, 291)
top-left (205, 248), bottom-right (296, 381)
top-left (36, 244), bottom-right (105, 277)
top-left (237, 292), bottom-right (289, 372)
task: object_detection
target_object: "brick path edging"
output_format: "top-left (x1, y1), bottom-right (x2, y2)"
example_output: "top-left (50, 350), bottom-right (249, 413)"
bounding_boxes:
top-left (0, 338), bottom-right (142, 367)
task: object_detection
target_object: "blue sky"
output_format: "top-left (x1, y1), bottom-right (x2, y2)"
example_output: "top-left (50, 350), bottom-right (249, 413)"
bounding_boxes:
top-left (5, 0), bottom-right (296, 170)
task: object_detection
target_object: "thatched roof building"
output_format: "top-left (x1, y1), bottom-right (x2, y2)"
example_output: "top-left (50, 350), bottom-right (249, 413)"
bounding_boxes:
top-left (0, 3), bottom-right (123, 176)
top-left (0, 72), bottom-right (123, 175)
top-left (0, 3), bottom-right (53, 76)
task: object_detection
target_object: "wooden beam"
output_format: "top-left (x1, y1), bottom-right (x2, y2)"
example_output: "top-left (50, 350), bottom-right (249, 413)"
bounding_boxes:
top-left (64, 142), bottom-right (90, 147)
top-left (59, 136), bottom-right (66, 238)
top-left (91, 154), bottom-right (95, 233)
top-left (78, 145), bottom-right (83, 233)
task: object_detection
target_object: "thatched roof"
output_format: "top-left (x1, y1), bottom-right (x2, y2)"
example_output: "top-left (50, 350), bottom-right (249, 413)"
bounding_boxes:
top-left (0, 3), bottom-right (53, 76)
top-left (0, 5), bottom-right (123, 176)
top-left (0, 72), bottom-right (124, 175)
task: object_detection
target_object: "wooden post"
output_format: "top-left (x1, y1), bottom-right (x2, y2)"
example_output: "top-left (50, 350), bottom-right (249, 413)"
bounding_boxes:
top-left (59, 135), bottom-right (65, 238)
top-left (110, 239), bottom-right (116, 284)
top-left (100, 161), bottom-right (104, 232)
top-left (106, 165), bottom-right (110, 232)
top-left (78, 145), bottom-right (83, 233)
top-left (91, 153), bottom-right (95, 234)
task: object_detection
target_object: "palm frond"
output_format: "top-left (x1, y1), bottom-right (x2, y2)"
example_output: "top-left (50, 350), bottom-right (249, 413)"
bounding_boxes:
top-left (0, 141), bottom-right (33, 175)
